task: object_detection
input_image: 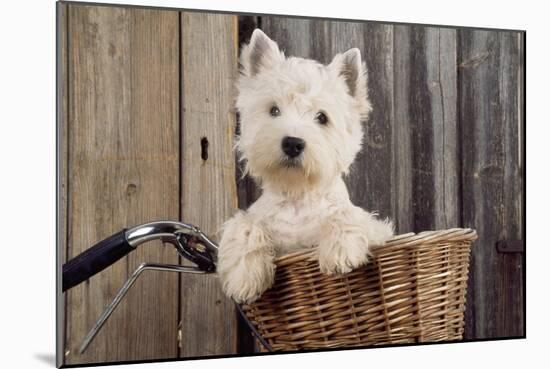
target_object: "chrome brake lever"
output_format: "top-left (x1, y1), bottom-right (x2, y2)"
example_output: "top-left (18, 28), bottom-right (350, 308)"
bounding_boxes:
top-left (125, 220), bottom-right (219, 259)
top-left (173, 233), bottom-right (216, 272)
top-left (125, 220), bottom-right (218, 272)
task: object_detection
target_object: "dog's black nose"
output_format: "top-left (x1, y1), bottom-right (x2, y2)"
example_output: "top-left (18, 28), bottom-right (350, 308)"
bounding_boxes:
top-left (281, 136), bottom-right (305, 158)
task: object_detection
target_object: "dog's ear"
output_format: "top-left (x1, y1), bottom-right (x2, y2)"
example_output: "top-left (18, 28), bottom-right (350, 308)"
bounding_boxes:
top-left (329, 48), bottom-right (371, 118)
top-left (240, 29), bottom-right (284, 77)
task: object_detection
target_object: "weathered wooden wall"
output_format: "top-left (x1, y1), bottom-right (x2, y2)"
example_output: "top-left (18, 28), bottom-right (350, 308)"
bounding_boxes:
top-left (179, 12), bottom-right (239, 358)
top-left (59, 3), bottom-right (239, 365)
top-left (258, 16), bottom-right (525, 341)
top-left (62, 4), bottom-right (180, 365)
top-left (458, 30), bottom-right (524, 338)
top-left (59, 3), bottom-right (524, 365)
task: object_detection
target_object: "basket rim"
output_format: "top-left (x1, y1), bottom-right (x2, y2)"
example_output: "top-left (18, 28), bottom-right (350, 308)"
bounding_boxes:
top-left (274, 227), bottom-right (477, 266)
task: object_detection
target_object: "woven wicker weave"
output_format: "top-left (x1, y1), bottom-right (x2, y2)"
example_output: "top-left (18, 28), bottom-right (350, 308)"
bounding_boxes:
top-left (242, 228), bottom-right (477, 351)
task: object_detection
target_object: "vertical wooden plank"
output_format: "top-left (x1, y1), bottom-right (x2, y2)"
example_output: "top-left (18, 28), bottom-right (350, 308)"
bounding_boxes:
top-left (261, 17), bottom-right (333, 63)
top-left (392, 26), bottom-right (413, 233)
top-left (407, 27), bottom-right (436, 232)
top-left (327, 21), bottom-right (392, 215)
top-left (349, 23), bottom-right (394, 220)
top-left (392, 26), bottom-right (459, 235)
top-left (236, 15), bottom-right (262, 354)
top-left (64, 5), bottom-right (180, 364)
top-left (458, 29), bottom-right (524, 338)
top-left (261, 17), bottom-right (314, 58)
top-left (57, 3), bottom-right (68, 366)
top-left (495, 31), bottom-right (525, 338)
top-left (427, 28), bottom-right (459, 231)
top-left (179, 12), bottom-right (239, 357)
top-left (236, 16), bottom-right (262, 211)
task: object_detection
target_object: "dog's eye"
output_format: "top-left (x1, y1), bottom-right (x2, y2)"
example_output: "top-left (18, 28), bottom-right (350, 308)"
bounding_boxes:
top-left (270, 105), bottom-right (281, 117)
top-left (315, 112), bottom-right (328, 125)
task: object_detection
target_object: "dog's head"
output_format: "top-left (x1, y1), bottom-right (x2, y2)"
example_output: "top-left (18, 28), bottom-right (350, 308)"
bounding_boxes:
top-left (236, 29), bottom-right (371, 193)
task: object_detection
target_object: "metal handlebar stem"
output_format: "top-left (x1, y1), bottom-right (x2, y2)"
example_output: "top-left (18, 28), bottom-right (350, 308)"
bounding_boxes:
top-left (78, 263), bottom-right (207, 354)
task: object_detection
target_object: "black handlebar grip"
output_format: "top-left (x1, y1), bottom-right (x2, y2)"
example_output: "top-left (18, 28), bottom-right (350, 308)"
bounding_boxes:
top-left (62, 230), bottom-right (134, 292)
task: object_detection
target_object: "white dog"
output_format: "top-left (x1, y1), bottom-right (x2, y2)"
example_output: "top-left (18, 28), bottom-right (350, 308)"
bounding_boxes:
top-left (218, 29), bottom-right (394, 304)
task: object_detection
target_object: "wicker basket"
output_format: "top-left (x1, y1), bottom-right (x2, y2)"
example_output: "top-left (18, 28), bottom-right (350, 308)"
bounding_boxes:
top-left (242, 228), bottom-right (477, 351)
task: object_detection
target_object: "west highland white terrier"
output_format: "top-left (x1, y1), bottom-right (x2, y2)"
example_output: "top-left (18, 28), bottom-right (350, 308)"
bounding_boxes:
top-left (218, 29), bottom-right (394, 303)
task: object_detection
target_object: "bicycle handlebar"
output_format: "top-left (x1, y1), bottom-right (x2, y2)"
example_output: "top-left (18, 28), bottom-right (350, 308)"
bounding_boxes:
top-left (62, 221), bottom-right (218, 292)
top-left (62, 230), bottom-right (134, 292)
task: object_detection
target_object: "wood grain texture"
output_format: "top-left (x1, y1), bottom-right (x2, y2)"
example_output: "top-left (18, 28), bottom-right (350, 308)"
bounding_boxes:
top-left (57, 3), bottom-right (68, 366)
top-left (350, 23), bottom-right (394, 219)
top-left (64, 5), bottom-right (180, 364)
top-left (393, 26), bottom-right (460, 233)
top-left (458, 29), bottom-right (524, 338)
top-left (261, 17), bottom-right (314, 59)
top-left (256, 17), bottom-right (524, 340)
top-left (392, 25), bottom-right (414, 233)
top-left (236, 16), bottom-right (262, 211)
top-left (59, 6), bottom-right (525, 361)
top-left (179, 12), bottom-right (239, 357)
top-left (426, 28), bottom-right (459, 231)
top-left (407, 27), bottom-right (435, 232)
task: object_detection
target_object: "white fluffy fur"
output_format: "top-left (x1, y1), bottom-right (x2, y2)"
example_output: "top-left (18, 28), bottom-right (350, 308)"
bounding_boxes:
top-left (218, 29), bottom-right (394, 303)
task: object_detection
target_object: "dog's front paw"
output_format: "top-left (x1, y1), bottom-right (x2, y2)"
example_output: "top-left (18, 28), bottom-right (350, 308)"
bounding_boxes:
top-left (218, 213), bottom-right (276, 303)
top-left (219, 248), bottom-right (276, 303)
top-left (318, 227), bottom-right (370, 275)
